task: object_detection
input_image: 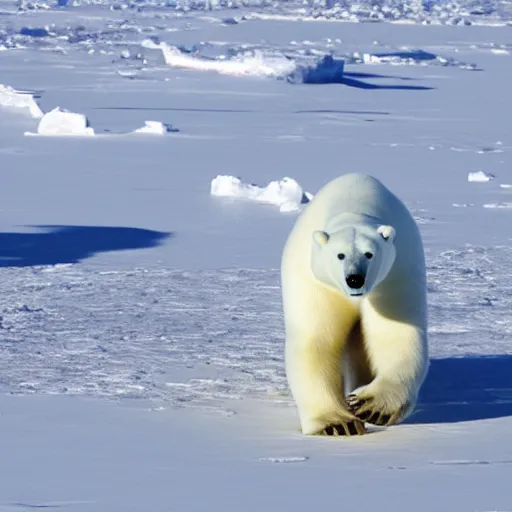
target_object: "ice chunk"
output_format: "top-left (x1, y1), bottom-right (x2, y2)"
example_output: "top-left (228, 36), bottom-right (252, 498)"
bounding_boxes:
top-left (0, 84), bottom-right (44, 118)
top-left (258, 457), bottom-right (309, 463)
top-left (468, 171), bottom-right (494, 182)
top-left (211, 175), bottom-right (312, 213)
top-left (287, 55), bottom-right (345, 84)
top-left (26, 107), bottom-right (94, 136)
top-left (132, 121), bottom-right (179, 135)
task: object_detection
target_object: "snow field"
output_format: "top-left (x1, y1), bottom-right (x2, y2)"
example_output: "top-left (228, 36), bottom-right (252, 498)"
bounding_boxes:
top-left (0, 4), bottom-right (512, 510)
top-left (1, 244), bottom-right (511, 406)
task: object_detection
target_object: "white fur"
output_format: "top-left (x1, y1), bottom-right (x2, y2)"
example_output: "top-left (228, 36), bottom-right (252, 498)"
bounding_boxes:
top-left (281, 173), bottom-right (428, 435)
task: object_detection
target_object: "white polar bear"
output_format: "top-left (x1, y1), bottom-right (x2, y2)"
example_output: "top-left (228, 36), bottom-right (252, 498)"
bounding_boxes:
top-left (281, 173), bottom-right (428, 436)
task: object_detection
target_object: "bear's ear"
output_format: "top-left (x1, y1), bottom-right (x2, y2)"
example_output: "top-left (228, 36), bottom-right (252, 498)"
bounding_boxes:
top-left (378, 225), bottom-right (395, 242)
top-left (312, 230), bottom-right (330, 246)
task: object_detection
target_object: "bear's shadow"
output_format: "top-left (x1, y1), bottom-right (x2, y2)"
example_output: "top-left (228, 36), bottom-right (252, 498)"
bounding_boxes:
top-left (406, 355), bottom-right (512, 424)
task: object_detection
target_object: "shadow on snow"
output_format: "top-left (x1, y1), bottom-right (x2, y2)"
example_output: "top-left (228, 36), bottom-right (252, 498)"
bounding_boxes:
top-left (407, 355), bottom-right (512, 424)
top-left (289, 56), bottom-right (434, 89)
top-left (294, 109), bottom-right (390, 115)
top-left (0, 225), bottom-right (171, 267)
top-left (93, 107), bottom-right (257, 113)
top-left (372, 49), bottom-right (438, 62)
top-left (341, 74), bottom-right (433, 90)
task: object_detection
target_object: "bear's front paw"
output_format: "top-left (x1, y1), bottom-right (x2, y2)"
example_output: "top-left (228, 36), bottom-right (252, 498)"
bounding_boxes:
top-left (346, 385), bottom-right (412, 427)
top-left (322, 420), bottom-right (366, 436)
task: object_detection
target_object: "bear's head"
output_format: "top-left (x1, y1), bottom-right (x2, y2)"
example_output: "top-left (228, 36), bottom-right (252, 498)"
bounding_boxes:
top-left (310, 224), bottom-right (396, 298)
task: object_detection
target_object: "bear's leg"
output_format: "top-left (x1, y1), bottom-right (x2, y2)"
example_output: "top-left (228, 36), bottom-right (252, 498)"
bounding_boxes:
top-left (343, 320), bottom-right (374, 395)
top-left (285, 309), bottom-right (366, 437)
top-left (287, 338), bottom-right (366, 436)
top-left (347, 301), bottom-right (427, 427)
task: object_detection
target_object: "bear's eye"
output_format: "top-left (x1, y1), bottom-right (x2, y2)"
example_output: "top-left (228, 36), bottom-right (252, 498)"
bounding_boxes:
top-left (365, 252), bottom-right (373, 260)
top-left (337, 253), bottom-right (345, 261)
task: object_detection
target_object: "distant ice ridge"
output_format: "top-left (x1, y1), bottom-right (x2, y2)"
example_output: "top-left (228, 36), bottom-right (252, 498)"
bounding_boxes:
top-left (0, 84), bottom-right (43, 118)
top-left (13, 0), bottom-right (512, 25)
top-left (211, 175), bottom-right (313, 212)
top-left (483, 203), bottom-right (512, 209)
top-left (246, 2), bottom-right (512, 26)
top-left (143, 40), bottom-right (297, 78)
top-left (142, 40), bottom-right (345, 83)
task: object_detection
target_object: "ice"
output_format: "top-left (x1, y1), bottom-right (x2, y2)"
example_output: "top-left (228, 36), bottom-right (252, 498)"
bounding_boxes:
top-left (350, 50), bottom-right (477, 70)
top-left (144, 41), bottom-right (348, 83)
top-left (211, 175), bottom-right (312, 212)
top-left (483, 203), bottom-right (512, 209)
top-left (0, 84), bottom-right (44, 118)
top-left (26, 107), bottom-right (95, 136)
top-left (148, 41), bottom-right (298, 79)
top-left (468, 171), bottom-right (495, 182)
top-left (133, 120), bottom-right (179, 135)
top-left (258, 456), bottom-right (309, 463)
top-left (7, 0), bottom-right (512, 25)
top-left (245, 5), bottom-right (511, 25)
top-left (287, 55), bottom-right (345, 84)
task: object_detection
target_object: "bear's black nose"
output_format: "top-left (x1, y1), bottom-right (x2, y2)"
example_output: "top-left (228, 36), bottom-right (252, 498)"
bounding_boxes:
top-left (346, 274), bottom-right (365, 289)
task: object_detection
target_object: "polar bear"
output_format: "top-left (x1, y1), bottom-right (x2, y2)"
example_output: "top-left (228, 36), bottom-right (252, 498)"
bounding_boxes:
top-left (281, 173), bottom-right (428, 436)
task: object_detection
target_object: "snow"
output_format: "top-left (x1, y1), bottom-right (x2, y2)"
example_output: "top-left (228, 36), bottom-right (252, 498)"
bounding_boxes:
top-left (211, 175), bottom-right (312, 212)
top-left (0, 84), bottom-right (43, 118)
top-left (1, 1), bottom-right (512, 510)
top-left (468, 170), bottom-right (495, 182)
top-left (3, 393), bottom-right (510, 512)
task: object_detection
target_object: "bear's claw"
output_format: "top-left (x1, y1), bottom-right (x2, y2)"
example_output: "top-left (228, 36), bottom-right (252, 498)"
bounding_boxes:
top-left (322, 420), bottom-right (365, 436)
top-left (346, 394), bottom-right (365, 410)
top-left (347, 393), bottom-right (404, 426)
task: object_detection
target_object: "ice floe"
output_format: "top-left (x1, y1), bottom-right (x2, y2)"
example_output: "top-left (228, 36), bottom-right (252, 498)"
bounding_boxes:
top-left (211, 175), bottom-right (313, 213)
